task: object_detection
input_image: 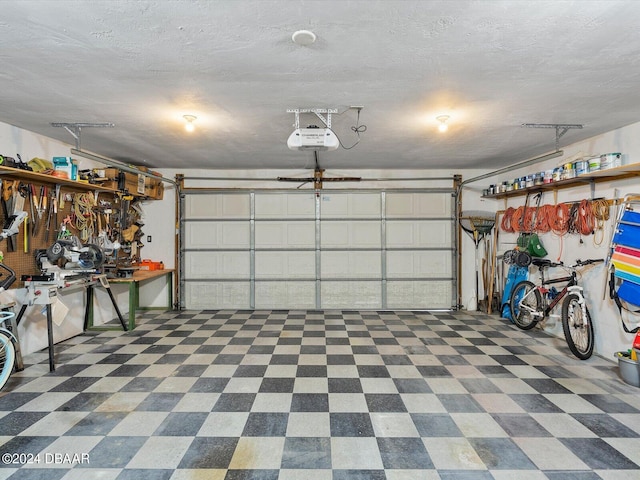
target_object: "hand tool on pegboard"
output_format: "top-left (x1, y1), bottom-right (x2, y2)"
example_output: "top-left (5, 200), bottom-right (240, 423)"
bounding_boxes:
top-left (36, 185), bottom-right (45, 222)
top-left (2, 180), bottom-right (18, 251)
top-left (53, 185), bottom-right (61, 240)
top-left (0, 180), bottom-right (7, 251)
top-left (14, 182), bottom-right (25, 213)
top-left (18, 183), bottom-right (29, 252)
top-left (44, 187), bottom-right (54, 243)
top-left (29, 184), bottom-right (38, 236)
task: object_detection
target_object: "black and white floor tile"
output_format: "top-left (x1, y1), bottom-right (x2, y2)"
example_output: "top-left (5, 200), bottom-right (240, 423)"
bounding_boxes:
top-left (0, 309), bottom-right (638, 480)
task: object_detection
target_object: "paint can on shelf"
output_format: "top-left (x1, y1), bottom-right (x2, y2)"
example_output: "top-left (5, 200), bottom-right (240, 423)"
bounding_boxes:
top-left (588, 156), bottom-right (601, 172)
top-left (563, 163), bottom-right (577, 179)
top-left (574, 159), bottom-right (589, 175)
top-left (534, 172), bottom-right (544, 186)
top-left (525, 175), bottom-right (534, 188)
top-left (600, 152), bottom-right (622, 170)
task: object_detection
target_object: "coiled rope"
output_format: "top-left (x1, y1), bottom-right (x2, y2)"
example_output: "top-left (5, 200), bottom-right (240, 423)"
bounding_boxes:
top-left (73, 193), bottom-right (97, 241)
top-left (591, 198), bottom-right (610, 245)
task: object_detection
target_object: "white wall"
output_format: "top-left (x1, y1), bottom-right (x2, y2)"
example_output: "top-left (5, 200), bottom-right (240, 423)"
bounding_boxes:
top-left (461, 120), bottom-right (640, 359)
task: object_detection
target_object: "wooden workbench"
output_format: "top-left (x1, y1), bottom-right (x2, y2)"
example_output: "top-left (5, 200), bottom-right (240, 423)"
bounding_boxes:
top-left (88, 269), bottom-right (174, 330)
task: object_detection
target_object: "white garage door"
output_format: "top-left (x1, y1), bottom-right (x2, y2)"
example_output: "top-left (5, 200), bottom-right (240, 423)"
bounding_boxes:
top-left (180, 189), bottom-right (456, 310)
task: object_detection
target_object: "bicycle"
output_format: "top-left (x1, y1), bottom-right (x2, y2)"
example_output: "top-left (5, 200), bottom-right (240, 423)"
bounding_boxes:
top-left (0, 313), bottom-right (17, 391)
top-left (0, 212), bottom-right (26, 390)
top-left (0, 264), bottom-right (17, 391)
top-left (509, 258), bottom-right (604, 360)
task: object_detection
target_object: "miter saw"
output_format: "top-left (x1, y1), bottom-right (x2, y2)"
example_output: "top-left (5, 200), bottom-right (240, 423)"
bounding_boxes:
top-left (31, 237), bottom-right (105, 286)
top-left (21, 237), bottom-right (106, 309)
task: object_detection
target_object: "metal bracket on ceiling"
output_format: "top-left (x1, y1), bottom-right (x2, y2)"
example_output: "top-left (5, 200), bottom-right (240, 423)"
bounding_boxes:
top-left (521, 123), bottom-right (583, 152)
top-left (287, 108), bottom-right (338, 129)
top-left (50, 122), bottom-right (115, 149)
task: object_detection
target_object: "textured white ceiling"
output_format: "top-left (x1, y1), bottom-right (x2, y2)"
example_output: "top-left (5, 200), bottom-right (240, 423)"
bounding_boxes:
top-left (1, 0), bottom-right (639, 170)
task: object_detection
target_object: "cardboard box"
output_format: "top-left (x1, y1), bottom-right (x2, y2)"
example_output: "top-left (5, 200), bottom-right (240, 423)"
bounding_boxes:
top-left (146, 181), bottom-right (164, 200)
top-left (98, 168), bottom-right (164, 199)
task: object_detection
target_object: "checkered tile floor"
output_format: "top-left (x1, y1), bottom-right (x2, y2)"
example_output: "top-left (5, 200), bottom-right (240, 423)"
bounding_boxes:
top-left (0, 310), bottom-right (639, 480)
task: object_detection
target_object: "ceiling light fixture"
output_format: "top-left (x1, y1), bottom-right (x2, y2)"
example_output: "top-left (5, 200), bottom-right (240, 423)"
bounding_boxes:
top-left (292, 30), bottom-right (316, 46)
top-left (436, 115), bottom-right (450, 133)
top-left (183, 115), bottom-right (197, 133)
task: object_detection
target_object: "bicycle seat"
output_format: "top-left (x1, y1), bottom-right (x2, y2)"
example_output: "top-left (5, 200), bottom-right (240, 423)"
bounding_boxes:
top-left (531, 258), bottom-right (553, 268)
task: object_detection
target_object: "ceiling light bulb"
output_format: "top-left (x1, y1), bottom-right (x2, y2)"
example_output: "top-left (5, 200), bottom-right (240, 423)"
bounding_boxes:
top-left (436, 115), bottom-right (449, 133)
top-left (183, 115), bottom-right (197, 133)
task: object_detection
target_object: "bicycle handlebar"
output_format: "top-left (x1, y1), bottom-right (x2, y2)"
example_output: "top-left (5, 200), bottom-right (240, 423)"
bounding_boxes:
top-left (574, 259), bottom-right (604, 267)
top-left (533, 258), bottom-right (604, 270)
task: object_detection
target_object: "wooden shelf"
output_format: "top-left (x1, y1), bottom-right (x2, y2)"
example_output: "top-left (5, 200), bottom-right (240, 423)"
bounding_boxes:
top-left (482, 162), bottom-right (640, 199)
top-left (0, 165), bottom-right (120, 193)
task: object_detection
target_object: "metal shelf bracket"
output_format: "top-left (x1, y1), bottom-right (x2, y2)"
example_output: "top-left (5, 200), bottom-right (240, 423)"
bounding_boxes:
top-left (521, 123), bottom-right (583, 151)
top-left (50, 122), bottom-right (115, 149)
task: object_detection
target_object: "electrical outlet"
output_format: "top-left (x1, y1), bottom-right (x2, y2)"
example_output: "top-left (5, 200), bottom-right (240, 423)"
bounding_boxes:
top-left (147, 235), bottom-right (152, 242)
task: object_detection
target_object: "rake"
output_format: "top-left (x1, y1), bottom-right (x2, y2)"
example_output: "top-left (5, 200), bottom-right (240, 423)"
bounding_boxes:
top-left (460, 211), bottom-right (496, 311)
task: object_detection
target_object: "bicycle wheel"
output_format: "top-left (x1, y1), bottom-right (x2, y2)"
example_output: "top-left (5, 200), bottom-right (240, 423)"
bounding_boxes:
top-left (510, 280), bottom-right (542, 330)
top-left (0, 332), bottom-right (15, 391)
top-left (562, 293), bottom-right (594, 360)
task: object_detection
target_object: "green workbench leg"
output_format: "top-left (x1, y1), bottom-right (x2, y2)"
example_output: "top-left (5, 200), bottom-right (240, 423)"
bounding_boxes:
top-left (129, 281), bottom-right (138, 330)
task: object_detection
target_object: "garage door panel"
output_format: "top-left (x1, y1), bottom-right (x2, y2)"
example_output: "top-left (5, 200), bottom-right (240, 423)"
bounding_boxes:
top-left (387, 251), bottom-right (452, 278)
top-left (387, 281), bottom-right (452, 309)
top-left (321, 281), bottom-right (381, 309)
top-left (386, 193), bottom-right (450, 218)
top-left (321, 251), bottom-right (381, 278)
top-left (182, 189), bottom-right (455, 310)
top-left (320, 192), bottom-right (380, 218)
top-left (185, 282), bottom-right (250, 309)
top-left (186, 252), bottom-right (249, 278)
top-left (186, 222), bottom-right (250, 248)
top-left (255, 222), bottom-right (315, 248)
top-left (255, 193), bottom-right (315, 218)
top-left (255, 251), bottom-right (315, 279)
top-left (185, 194), bottom-right (250, 219)
top-left (321, 221), bottom-right (380, 248)
top-left (255, 281), bottom-right (316, 309)
top-left (386, 220), bottom-right (451, 248)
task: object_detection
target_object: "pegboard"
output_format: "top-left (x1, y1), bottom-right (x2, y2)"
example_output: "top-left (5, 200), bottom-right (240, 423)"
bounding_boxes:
top-left (0, 182), bottom-right (139, 289)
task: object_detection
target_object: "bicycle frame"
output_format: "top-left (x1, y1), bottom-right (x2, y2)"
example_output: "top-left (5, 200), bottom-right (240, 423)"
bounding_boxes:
top-left (539, 274), bottom-right (574, 318)
top-left (519, 269), bottom-right (586, 321)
